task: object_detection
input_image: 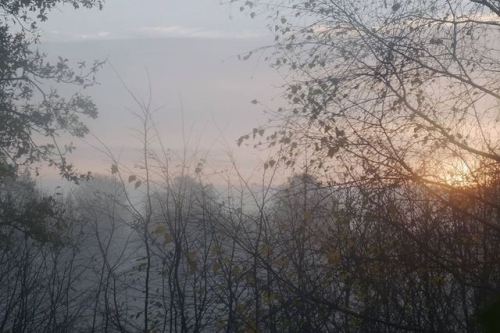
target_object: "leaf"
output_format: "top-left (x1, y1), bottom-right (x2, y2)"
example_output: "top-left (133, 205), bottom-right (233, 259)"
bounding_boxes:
top-left (237, 134), bottom-right (250, 146)
top-left (111, 164), bottom-right (118, 174)
top-left (187, 251), bottom-right (198, 272)
top-left (430, 37), bottom-right (443, 45)
top-left (164, 232), bottom-right (173, 244)
top-left (195, 161), bottom-right (203, 174)
top-left (135, 180), bottom-right (142, 189)
top-left (153, 225), bottom-right (166, 234)
top-left (128, 175), bottom-right (137, 183)
top-left (327, 249), bottom-right (341, 265)
top-left (304, 211), bottom-right (311, 221)
top-left (242, 51), bottom-right (253, 60)
top-left (327, 146), bottom-right (339, 157)
top-left (391, 3), bottom-right (401, 11)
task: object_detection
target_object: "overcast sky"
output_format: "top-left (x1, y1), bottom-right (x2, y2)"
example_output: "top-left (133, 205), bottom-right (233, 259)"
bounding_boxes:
top-left (41, 0), bottom-right (269, 42)
top-left (37, 1), bottom-right (287, 188)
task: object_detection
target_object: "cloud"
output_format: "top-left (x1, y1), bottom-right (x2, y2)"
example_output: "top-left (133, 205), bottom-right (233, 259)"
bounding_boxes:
top-left (44, 25), bottom-right (265, 42)
top-left (45, 30), bottom-right (114, 41)
top-left (78, 31), bottom-right (112, 40)
top-left (137, 25), bottom-right (264, 39)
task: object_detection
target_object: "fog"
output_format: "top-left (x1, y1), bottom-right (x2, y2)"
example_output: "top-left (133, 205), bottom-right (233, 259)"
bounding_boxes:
top-left (32, 0), bottom-right (283, 188)
top-left (39, 37), bottom-right (284, 188)
top-left (2, 1), bottom-right (500, 332)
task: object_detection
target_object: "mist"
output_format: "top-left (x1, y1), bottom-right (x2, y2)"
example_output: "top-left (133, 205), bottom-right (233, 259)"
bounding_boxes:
top-left (2, 1), bottom-right (500, 332)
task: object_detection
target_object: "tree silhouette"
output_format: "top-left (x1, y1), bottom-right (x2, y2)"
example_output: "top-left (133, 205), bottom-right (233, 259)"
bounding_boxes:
top-left (0, 0), bottom-right (103, 181)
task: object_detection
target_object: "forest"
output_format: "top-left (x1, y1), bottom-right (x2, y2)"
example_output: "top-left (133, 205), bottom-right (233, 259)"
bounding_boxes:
top-left (1, 0), bottom-right (500, 332)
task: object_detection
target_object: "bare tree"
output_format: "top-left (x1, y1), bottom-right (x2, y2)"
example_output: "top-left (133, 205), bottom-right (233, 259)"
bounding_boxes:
top-left (237, 0), bottom-right (500, 193)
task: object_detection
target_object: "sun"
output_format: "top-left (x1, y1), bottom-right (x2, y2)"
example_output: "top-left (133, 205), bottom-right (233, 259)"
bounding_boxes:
top-left (441, 160), bottom-right (475, 187)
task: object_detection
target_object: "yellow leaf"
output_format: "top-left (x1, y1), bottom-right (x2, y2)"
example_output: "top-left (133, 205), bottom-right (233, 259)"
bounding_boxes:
top-left (327, 249), bottom-right (341, 265)
top-left (163, 232), bottom-right (172, 244)
top-left (153, 225), bottom-right (166, 234)
top-left (187, 251), bottom-right (198, 273)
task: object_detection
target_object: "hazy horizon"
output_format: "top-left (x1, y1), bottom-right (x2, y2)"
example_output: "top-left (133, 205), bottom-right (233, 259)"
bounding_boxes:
top-left (36, 35), bottom-right (288, 191)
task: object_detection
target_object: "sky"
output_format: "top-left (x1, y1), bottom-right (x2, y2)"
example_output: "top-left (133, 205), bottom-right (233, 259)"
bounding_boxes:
top-left (41, 0), bottom-right (270, 42)
top-left (36, 0), bottom-right (288, 189)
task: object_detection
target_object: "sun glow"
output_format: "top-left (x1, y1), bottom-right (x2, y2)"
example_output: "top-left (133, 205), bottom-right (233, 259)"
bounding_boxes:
top-left (441, 160), bottom-right (476, 187)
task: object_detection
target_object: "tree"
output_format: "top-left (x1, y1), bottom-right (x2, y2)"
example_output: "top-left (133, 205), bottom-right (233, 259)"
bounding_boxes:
top-left (232, 0), bottom-right (500, 330)
top-left (71, 175), bottom-right (134, 333)
top-left (0, 2), bottom-right (104, 330)
top-left (0, 175), bottom-right (92, 332)
top-left (238, 0), bottom-right (500, 192)
top-left (0, 0), bottom-right (104, 181)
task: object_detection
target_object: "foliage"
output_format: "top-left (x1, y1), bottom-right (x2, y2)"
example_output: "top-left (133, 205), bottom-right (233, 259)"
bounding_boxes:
top-left (232, 0), bottom-right (500, 330)
top-left (2, 1), bottom-right (500, 331)
top-left (0, 175), bottom-right (66, 245)
top-left (237, 0), bottom-right (500, 190)
top-left (0, 0), bottom-right (104, 181)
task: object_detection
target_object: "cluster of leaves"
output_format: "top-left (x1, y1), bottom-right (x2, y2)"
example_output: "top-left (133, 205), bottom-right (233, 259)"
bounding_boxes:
top-left (0, 0), bottom-right (104, 182)
top-left (0, 0), bottom-right (103, 25)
